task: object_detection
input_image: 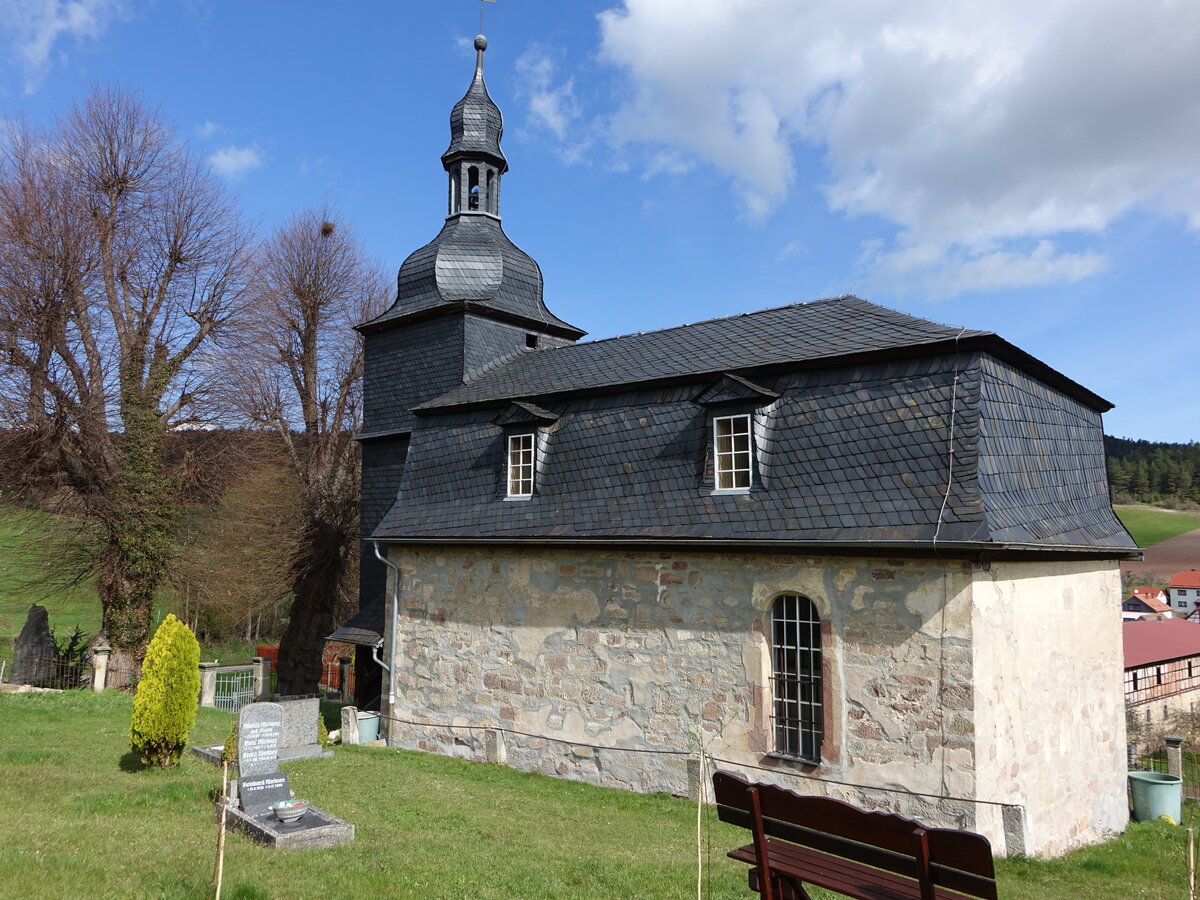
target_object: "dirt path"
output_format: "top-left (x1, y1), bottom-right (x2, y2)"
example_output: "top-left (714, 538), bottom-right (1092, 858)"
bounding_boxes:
top-left (1122, 527), bottom-right (1200, 585)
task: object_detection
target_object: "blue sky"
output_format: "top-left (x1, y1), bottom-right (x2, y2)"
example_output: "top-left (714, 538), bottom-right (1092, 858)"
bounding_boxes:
top-left (1, 0), bottom-right (1198, 442)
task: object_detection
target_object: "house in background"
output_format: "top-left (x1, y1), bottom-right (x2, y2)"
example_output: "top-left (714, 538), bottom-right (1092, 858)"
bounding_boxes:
top-left (1168, 571), bottom-right (1200, 615)
top-left (1122, 588), bottom-right (1173, 620)
top-left (1124, 618), bottom-right (1200, 733)
top-left (338, 34), bottom-right (1140, 857)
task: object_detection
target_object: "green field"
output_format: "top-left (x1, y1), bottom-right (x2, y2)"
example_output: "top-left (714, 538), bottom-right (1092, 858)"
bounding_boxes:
top-left (0, 690), bottom-right (1195, 899)
top-left (0, 507), bottom-right (99, 654)
top-left (1114, 505), bottom-right (1200, 548)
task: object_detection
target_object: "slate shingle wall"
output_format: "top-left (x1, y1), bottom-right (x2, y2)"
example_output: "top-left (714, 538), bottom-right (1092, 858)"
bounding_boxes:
top-left (353, 434), bottom-right (412, 639)
top-left (362, 317), bottom-right (465, 436)
top-left (977, 355), bottom-right (1130, 547)
top-left (374, 354), bottom-right (995, 544)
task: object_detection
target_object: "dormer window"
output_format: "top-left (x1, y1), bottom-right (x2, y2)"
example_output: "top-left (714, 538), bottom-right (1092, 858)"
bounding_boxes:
top-left (506, 433), bottom-right (535, 499)
top-left (494, 401), bottom-right (558, 500)
top-left (695, 373), bottom-right (777, 496)
top-left (714, 414), bottom-right (752, 492)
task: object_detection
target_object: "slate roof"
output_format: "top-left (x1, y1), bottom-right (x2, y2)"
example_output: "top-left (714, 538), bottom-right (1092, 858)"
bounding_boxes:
top-left (414, 296), bottom-right (1107, 414)
top-left (361, 214), bottom-right (583, 337)
top-left (370, 298), bottom-right (1137, 556)
top-left (442, 36), bottom-right (506, 171)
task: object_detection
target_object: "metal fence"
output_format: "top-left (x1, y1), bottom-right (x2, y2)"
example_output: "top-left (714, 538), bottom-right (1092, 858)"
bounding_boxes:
top-left (213, 667), bottom-right (255, 712)
top-left (1133, 736), bottom-right (1200, 802)
top-left (0, 652), bottom-right (90, 690)
top-left (318, 654), bottom-right (355, 698)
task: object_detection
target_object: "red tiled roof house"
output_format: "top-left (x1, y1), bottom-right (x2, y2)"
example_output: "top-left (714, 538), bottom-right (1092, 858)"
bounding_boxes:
top-left (1123, 618), bottom-right (1200, 736)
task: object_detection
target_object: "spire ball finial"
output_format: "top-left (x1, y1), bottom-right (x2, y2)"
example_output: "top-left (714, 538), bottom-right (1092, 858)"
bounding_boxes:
top-left (474, 34), bottom-right (487, 52)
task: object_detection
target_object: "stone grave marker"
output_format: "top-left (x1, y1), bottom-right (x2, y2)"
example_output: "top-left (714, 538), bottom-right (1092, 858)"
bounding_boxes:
top-left (220, 699), bottom-right (354, 849)
top-left (237, 701), bottom-right (283, 777)
top-left (276, 696), bottom-right (329, 761)
top-left (239, 772), bottom-right (291, 816)
top-left (236, 702), bottom-right (289, 814)
top-left (11, 605), bottom-right (54, 685)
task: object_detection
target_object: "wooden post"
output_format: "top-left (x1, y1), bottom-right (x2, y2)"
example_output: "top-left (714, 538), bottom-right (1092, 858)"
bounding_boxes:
top-left (1189, 827), bottom-right (1195, 900)
top-left (214, 761), bottom-right (229, 900)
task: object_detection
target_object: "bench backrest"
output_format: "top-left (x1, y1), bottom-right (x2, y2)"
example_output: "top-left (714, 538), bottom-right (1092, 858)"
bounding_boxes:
top-left (712, 771), bottom-right (997, 900)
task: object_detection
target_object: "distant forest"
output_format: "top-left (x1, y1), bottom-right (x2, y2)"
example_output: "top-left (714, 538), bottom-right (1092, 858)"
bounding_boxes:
top-left (1106, 437), bottom-right (1200, 506)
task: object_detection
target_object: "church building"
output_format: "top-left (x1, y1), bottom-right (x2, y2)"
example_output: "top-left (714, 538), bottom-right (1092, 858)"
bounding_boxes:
top-left (332, 34), bottom-right (1139, 857)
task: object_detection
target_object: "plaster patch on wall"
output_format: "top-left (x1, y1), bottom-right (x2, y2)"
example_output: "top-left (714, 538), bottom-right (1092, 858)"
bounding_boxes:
top-left (512, 585), bottom-right (600, 663)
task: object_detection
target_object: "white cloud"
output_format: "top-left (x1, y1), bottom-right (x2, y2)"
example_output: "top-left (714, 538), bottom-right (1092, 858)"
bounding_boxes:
top-left (209, 144), bottom-right (264, 178)
top-left (866, 239), bottom-right (1108, 299)
top-left (597, 0), bottom-right (1200, 294)
top-left (514, 46), bottom-right (588, 161)
top-left (0, 0), bottom-right (129, 92)
top-left (195, 119), bottom-right (222, 139)
top-left (776, 239), bottom-right (806, 263)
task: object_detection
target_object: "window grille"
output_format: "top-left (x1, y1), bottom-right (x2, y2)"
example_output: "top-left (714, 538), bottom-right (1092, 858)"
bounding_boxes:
top-left (771, 594), bottom-right (822, 762)
top-left (714, 414), bottom-right (752, 491)
top-left (507, 433), bottom-right (535, 498)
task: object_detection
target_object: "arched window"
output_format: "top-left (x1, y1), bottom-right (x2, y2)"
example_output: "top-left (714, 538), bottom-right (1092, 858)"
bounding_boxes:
top-left (771, 594), bottom-right (822, 761)
top-left (486, 169), bottom-right (495, 213)
top-left (468, 166), bottom-right (480, 210)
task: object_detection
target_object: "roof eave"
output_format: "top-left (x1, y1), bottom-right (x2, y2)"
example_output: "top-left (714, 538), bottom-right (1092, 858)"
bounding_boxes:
top-left (367, 534), bottom-right (1142, 561)
top-left (356, 299), bottom-right (586, 341)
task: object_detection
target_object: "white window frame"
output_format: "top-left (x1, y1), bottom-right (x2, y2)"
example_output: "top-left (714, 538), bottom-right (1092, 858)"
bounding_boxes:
top-left (506, 432), bottom-right (535, 499)
top-left (713, 413), bottom-right (753, 493)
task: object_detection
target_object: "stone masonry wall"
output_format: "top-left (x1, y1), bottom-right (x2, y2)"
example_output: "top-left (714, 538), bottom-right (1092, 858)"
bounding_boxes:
top-left (384, 546), bottom-right (996, 836)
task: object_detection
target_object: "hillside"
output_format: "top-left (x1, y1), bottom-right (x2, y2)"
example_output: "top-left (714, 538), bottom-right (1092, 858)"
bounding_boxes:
top-left (0, 507), bottom-right (99, 654)
top-left (1107, 436), bottom-right (1200, 506)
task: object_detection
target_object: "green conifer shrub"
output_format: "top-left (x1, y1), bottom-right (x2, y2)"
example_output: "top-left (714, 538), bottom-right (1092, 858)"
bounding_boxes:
top-left (129, 614), bottom-right (201, 768)
top-left (317, 714), bottom-right (330, 748)
top-left (221, 722), bottom-right (238, 765)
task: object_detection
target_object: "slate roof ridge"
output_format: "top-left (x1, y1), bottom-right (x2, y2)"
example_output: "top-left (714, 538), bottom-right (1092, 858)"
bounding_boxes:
top-left (420, 295), bottom-right (998, 411)
top-left (567, 294), bottom-right (988, 351)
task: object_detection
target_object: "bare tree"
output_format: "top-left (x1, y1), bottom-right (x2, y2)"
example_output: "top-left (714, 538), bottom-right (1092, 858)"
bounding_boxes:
top-left (175, 456), bottom-right (300, 644)
top-left (224, 208), bottom-right (388, 694)
top-left (0, 87), bottom-right (250, 675)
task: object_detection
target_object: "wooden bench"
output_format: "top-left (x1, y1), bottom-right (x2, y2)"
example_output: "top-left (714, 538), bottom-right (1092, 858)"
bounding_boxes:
top-left (712, 771), bottom-right (997, 900)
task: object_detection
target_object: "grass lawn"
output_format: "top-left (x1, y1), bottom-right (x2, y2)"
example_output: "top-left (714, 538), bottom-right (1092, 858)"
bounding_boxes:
top-left (0, 691), bottom-right (1195, 899)
top-left (1115, 504), bottom-right (1200, 548)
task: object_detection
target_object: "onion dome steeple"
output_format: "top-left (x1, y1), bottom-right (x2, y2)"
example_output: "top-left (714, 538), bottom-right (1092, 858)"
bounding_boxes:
top-left (363, 34), bottom-right (584, 341)
top-left (442, 34), bottom-right (508, 213)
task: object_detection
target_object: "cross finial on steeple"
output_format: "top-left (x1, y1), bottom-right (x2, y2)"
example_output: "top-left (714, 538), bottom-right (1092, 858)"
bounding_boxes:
top-left (480, 0), bottom-right (495, 35)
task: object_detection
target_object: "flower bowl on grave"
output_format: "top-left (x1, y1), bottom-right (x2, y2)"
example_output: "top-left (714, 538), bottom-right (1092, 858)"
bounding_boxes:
top-left (271, 800), bottom-right (308, 823)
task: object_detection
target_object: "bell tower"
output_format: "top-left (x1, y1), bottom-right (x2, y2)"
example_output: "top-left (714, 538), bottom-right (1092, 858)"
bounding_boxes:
top-left (443, 35), bottom-right (506, 217)
top-left (343, 34), bottom-right (585, 694)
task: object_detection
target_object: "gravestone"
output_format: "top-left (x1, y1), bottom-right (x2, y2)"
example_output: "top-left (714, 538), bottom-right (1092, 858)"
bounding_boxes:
top-left (236, 702), bottom-right (292, 814)
top-left (237, 702), bottom-right (284, 777)
top-left (239, 772), bottom-right (291, 816)
top-left (221, 700), bottom-right (354, 849)
top-left (10, 605), bottom-right (54, 685)
top-left (275, 696), bottom-right (331, 761)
